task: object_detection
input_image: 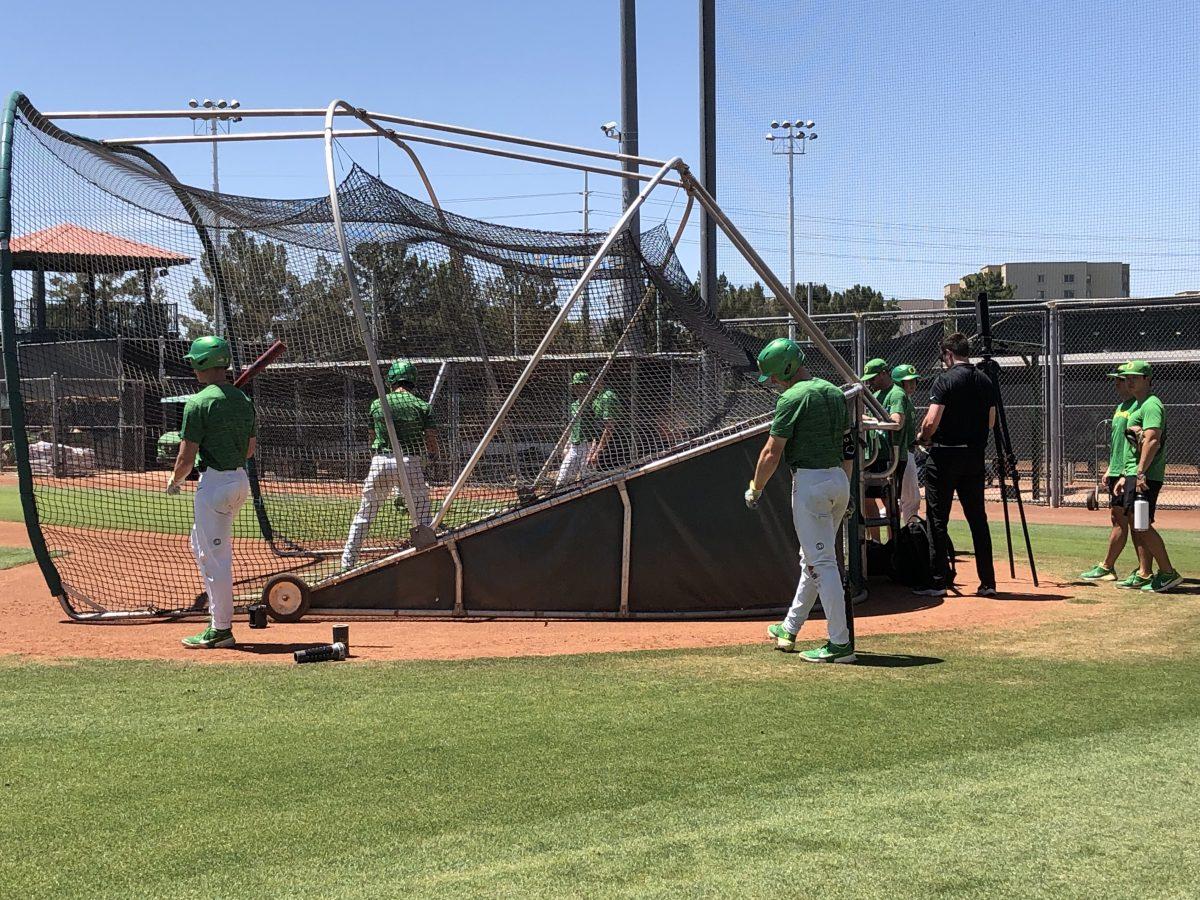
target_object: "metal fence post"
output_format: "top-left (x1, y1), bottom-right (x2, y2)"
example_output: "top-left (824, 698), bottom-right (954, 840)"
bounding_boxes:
top-left (854, 315), bottom-right (867, 382)
top-left (50, 371), bottom-right (61, 478)
top-left (1047, 304), bottom-right (1063, 508)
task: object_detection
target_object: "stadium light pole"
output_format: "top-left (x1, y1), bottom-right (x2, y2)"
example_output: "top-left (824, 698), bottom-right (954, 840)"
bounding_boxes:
top-left (187, 98), bottom-right (243, 335)
top-left (765, 119), bottom-right (817, 316)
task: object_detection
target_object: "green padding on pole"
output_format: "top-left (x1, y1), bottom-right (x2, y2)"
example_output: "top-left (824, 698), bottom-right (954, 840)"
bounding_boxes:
top-left (0, 90), bottom-right (65, 598)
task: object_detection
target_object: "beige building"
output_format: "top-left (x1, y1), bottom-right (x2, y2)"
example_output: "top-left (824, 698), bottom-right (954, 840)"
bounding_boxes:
top-left (945, 262), bottom-right (1130, 301)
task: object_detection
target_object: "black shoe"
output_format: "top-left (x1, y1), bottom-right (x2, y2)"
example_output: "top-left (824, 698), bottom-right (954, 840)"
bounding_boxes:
top-left (977, 584), bottom-right (998, 597)
top-left (914, 579), bottom-right (947, 597)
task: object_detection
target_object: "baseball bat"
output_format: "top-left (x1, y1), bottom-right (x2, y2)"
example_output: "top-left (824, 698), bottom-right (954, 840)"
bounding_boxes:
top-left (234, 340), bottom-right (287, 389)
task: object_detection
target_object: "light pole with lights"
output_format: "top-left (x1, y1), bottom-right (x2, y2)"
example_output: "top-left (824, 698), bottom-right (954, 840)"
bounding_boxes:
top-left (765, 119), bottom-right (817, 314)
top-left (187, 99), bottom-right (242, 334)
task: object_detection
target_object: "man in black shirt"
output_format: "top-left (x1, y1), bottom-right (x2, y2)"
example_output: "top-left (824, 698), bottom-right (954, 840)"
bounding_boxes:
top-left (915, 332), bottom-right (997, 597)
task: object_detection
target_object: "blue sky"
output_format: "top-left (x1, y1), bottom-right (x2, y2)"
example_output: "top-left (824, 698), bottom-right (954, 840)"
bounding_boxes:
top-left (3, 0), bottom-right (1197, 299)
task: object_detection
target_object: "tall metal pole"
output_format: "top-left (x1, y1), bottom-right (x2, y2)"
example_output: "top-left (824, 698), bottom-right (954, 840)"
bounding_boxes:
top-left (582, 170), bottom-right (591, 347)
top-left (210, 116), bottom-right (223, 336)
top-left (788, 126), bottom-right (796, 308)
top-left (698, 0), bottom-right (718, 312)
top-left (619, 0), bottom-right (640, 244)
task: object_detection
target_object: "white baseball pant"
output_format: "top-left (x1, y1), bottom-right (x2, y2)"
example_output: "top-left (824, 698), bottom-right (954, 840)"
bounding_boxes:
top-left (782, 466), bottom-right (852, 645)
top-left (341, 453), bottom-right (431, 569)
top-left (899, 450), bottom-right (921, 523)
top-left (191, 468), bottom-right (250, 631)
top-left (555, 441), bottom-right (590, 487)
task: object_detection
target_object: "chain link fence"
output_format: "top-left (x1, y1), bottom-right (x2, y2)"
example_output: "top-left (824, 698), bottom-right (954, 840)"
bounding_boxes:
top-left (725, 296), bottom-right (1200, 509)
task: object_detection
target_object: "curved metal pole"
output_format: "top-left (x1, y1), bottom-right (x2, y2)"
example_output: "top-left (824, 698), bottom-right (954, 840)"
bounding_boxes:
top-left (671, 193), bottom-right (694, 252)
top-left (431, 156), bottom-right (684, 530)
top-left (324, 99), bottom-right (426, 546)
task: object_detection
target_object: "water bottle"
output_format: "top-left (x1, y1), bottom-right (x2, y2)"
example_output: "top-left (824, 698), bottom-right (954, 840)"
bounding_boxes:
top-left (1133, 498), bottom-right (1150, 532)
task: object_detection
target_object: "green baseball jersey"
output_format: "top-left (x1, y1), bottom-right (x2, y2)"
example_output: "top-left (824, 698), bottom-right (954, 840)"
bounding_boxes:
top-left (881, 384), bottom-right (916, 450)
top-left (180, 383), bottom-right (256, 472)
top-left (1122, 394), bottom-right (1167, 481)
top-left (371, 390), bottom-right (435, 455)
top-left (593, 389), bottom-right (623, 426)
top-left (569, 397), bottom-right (599, 444)
top-left (770, 377), bottom-right (849, 470)
top-left (1107, 398), bottom-right (1137, 477)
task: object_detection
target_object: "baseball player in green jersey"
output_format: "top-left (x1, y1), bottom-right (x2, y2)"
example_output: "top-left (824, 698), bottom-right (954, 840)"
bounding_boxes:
top-left (168, 336), bottom-right (257, 650)
top-left (555, 371), bottom-right (619, 486)
top-left (888, 364), bottom-right (921, 523)
top-left (341, 360), bottom-right (438, 570)
top-left (1113, 361), bottom-right (1182, 593)
top-left (748, 338), bottom-right (855, 663)
top-left (1079, 366), bottom-right (1137, 583)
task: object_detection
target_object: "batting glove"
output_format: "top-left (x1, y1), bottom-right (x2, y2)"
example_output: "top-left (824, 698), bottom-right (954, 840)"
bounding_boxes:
top-left (745, 481), bottom-right (762, 509)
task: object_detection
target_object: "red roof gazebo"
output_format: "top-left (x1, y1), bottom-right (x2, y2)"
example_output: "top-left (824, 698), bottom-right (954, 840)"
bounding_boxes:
top-left (10, 223), bottom-right (192, 334)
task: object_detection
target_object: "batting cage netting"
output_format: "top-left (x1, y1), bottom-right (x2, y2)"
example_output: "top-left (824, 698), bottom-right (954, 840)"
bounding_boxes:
top-left (2, 95), bottom-right (845, 618)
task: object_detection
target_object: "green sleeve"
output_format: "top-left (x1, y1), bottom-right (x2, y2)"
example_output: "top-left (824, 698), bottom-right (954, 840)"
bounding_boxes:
top-left (594, 391), bottom-right (621, 422)
top-left (180, 398), bottom-right (205, 444)
top-left (770, 391), bottom-right (802, 441)
top-left (422, 401), bottom-right (436, 430)
top-left (1141, 397), bottom-right (1165, 431)
top-left (884, 390), bottom-right (905, 416)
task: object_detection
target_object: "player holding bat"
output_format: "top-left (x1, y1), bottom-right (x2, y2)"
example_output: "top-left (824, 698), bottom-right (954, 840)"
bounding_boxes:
top-left (166, 335), bottom-right (260, 649)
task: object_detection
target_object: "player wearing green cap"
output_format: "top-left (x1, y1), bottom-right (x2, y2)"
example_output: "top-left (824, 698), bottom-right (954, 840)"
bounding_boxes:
top-left (168, 336), bottom-right (256, 650)
top-left (340, 360), bottom-right (438, 570)
top-left (1113, 361), bottom-right (1182, 592)
top-left (888, 364), bottom-right (921, 523)
top-left (1079, 365), bottom-right (1137, 583)
top-left (556, 371), bottom-right (620, 486)
top-left (748, 338), bottom-right (855, 663)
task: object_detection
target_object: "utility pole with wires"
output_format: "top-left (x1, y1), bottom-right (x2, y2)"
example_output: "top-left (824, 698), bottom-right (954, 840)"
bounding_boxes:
top-left (765, 119), bottom-right (817, 338)
top-left (187, 98), bottom-right (243, 336)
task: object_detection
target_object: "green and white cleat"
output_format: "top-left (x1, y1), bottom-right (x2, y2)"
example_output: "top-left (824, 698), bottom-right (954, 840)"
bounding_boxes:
top-left (181, 626), bottom-right (235, 650)
top-left (767, 623), bottom-right (797, 652)
top-left (1142, 570), bottom-right (1184, 594)
top-left (1079, 564), bottom-right (1117, 582)
top-left (1117, 571), bottom-right (1153, 590)
top-left (799, 641), bottom-right (857, 664)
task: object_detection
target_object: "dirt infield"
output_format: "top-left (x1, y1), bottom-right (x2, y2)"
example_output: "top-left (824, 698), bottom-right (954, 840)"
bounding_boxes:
top-left (0, 521), bottom-right (1086, 665)
top-left (0, 501), bottom-right (1192, 666)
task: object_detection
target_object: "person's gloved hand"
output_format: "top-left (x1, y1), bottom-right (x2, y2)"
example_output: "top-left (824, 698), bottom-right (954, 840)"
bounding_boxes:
top-left (745, 481), bottom-right (762, 509)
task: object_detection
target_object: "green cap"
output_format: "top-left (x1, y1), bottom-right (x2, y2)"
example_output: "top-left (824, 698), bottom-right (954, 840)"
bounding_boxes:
top-left (183, 335), bottom-right (231, 371)
top-left (386, 360), bottom-right (418, 385)
top-left (1121, 360), bottom-right (1152, 377)
top-left (756, 338), bottom-right (805, 384)
top-left (861, 358), bottom-right (889, 380)
top-left (571, 371), bottom-right (591, 386)
top-left (891, 363), bottom-right (919, 382)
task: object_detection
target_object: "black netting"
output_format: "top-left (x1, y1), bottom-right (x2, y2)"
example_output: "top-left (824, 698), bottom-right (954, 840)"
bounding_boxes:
top-left (3, 98), bottom-right (781, 616)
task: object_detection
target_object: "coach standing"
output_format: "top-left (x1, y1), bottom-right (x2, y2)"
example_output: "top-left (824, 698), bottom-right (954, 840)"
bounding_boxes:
top-left (915, 332), bottom-right (996, 597)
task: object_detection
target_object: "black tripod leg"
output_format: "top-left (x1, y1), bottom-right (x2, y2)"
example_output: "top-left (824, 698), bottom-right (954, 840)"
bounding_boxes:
top-left (994, 395), bottom-right (1039, 587)
top-left (993, 422), bottom-right (1016, 579)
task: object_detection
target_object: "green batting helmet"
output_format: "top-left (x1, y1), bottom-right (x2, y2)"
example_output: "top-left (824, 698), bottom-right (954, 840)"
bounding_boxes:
top-left (571, 371), bottom-right (591, 386)
top-left (183, 335), bottom-right (231, 371)
top-left (756, 338), bottom-right (805, 384)
top-left (386, 360), bottom-right (418, 385)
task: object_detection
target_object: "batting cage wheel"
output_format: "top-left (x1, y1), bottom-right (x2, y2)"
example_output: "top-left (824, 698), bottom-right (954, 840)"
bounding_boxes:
top-left (262, 575), bottom-right (312, 623)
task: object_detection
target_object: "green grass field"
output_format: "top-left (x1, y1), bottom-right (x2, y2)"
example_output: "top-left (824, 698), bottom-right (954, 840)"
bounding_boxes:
top-left (2, 521), bottom-right (1199, 897)
top-left (0, 546), bottom-right (35, 570)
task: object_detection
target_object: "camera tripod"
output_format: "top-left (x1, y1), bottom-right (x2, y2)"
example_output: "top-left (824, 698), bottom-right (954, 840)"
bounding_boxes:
top-left (975, 292), bottom-right (1039, 586)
